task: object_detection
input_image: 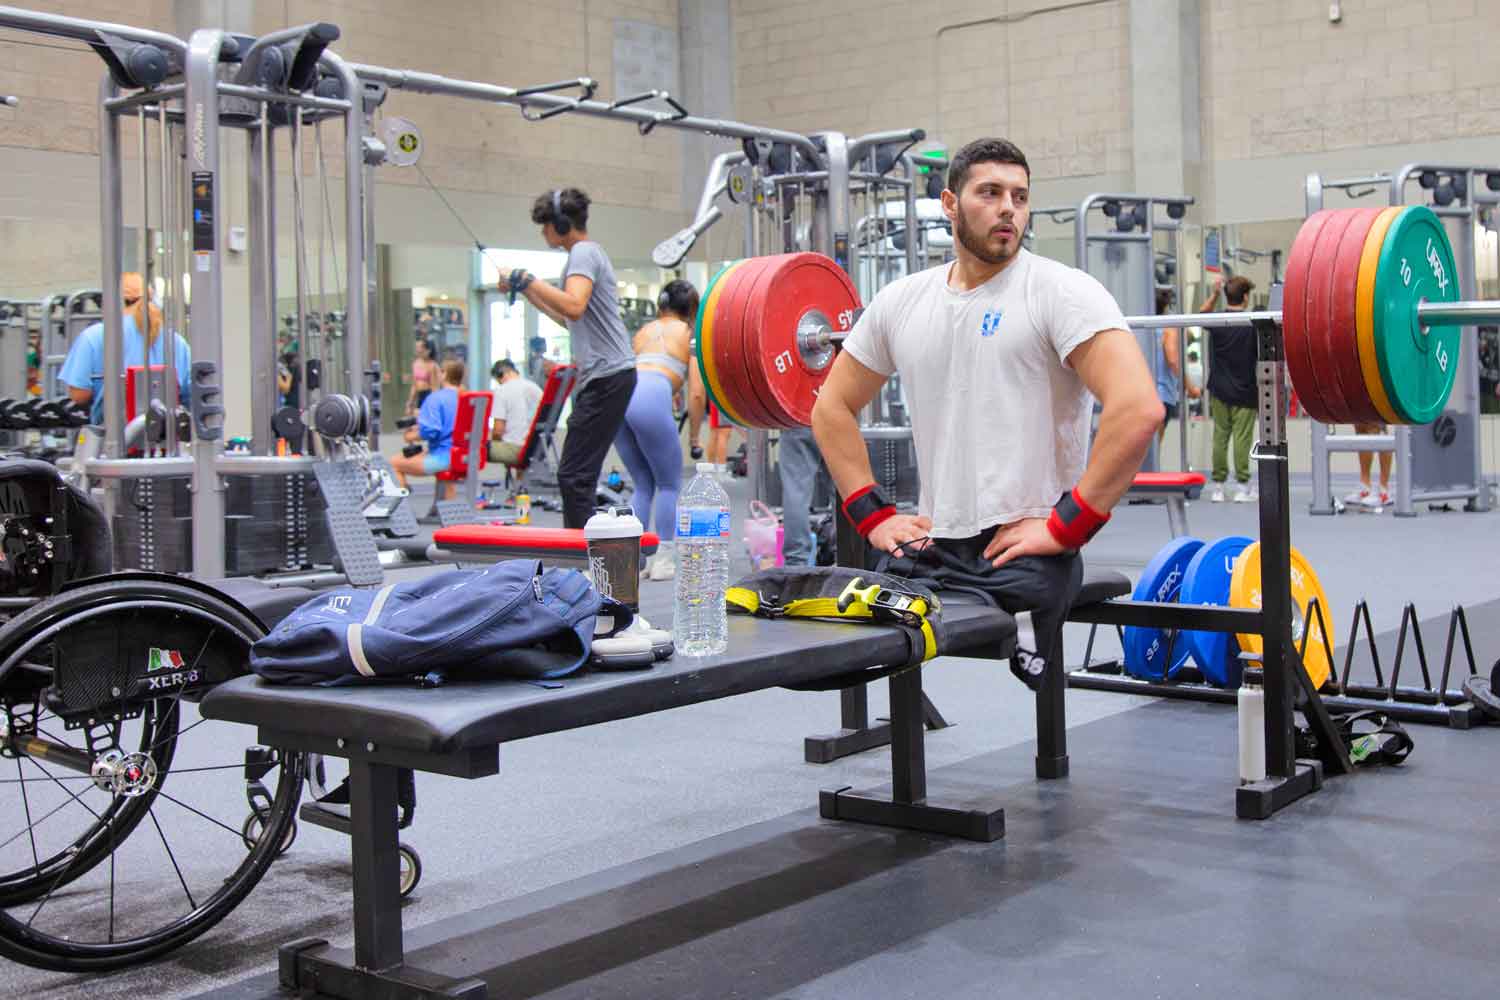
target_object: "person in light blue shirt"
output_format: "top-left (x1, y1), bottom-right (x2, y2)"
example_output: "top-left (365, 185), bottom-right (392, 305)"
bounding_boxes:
top-left (58, 273), bottom-right (191, 426)
top-left (390, 358), bottom-right (463, 488)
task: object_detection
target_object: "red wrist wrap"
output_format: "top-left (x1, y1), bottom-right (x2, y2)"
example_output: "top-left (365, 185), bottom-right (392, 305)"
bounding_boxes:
top-left (1046, 487), bottom-right (1110, 549)
top-left (841, 484), bottom-right (897, 537)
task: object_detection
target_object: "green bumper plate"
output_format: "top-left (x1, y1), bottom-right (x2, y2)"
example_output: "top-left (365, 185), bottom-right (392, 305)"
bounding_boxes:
top-left (1374, 206), bottom-right (1462, 424)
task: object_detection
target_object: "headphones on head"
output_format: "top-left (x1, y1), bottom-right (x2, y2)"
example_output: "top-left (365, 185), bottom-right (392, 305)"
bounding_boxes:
top-left (551, 189), bottom-right (572, 235)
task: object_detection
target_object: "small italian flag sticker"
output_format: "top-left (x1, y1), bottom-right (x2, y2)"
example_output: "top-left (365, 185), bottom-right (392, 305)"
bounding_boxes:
top-left (147, 648), bottom-right (185, 673)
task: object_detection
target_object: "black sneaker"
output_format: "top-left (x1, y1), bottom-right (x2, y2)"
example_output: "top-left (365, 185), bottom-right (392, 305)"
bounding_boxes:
top-left (1010, 650), bottom-right (1045, 692)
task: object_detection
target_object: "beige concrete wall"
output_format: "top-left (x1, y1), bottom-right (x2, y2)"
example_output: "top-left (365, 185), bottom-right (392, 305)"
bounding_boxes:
top-left (733, 0), bottom-right (1132, 186)
top-left (1200, 0), bottom-right (1500, 222)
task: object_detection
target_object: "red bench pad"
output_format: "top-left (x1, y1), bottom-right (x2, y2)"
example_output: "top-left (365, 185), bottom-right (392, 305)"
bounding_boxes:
top-left (434, 525), bottom-right (660, 557)
top-left (1128, 472), bottom-right (1206, 491)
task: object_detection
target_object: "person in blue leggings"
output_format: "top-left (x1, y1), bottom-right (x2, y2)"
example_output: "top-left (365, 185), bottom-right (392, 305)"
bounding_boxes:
top-left (615, 279), bottom-right (700, 580)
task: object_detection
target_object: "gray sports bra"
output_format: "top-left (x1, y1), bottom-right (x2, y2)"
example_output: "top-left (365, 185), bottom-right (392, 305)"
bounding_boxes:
top-left (636, 351), bottom-right (688, 379)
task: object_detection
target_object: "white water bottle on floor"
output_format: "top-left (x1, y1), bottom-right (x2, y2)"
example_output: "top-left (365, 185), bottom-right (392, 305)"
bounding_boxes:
top-left (1238, 667), bottom-right (1266, 784)
top-left (674, 462), bottom-right (731, 656)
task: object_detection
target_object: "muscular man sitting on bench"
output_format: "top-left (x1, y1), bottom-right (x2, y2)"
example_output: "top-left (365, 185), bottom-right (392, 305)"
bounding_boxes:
top-left (390, 359), bottom-right (465, 488)
top-left (811, 137), bottom-right (1163, 687)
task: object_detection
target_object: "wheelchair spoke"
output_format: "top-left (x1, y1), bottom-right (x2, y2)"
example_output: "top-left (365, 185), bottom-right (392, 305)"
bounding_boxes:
top-left (148, 806), bottom-right (196, 911)
top-left (24, 753), bottom-right (105, 821)
top-left (153, 789), bottom-right (246, 840)
top-left (108, 809), bottom-right (116, 942)
top-left (16, 756), bottom-right (39, 869)
top-left (0, 766), bottom-right (100, 852)
top-left (26, 810), bottom-right (116, 927)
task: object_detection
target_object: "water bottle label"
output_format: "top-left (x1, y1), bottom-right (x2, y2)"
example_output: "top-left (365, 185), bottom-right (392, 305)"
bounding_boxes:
top-left (679, 507), bottom-right (730, 538)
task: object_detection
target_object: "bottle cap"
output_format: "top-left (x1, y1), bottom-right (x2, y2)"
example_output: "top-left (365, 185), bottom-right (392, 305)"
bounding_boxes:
top-left (696, 462), bottom-right (714, 473)
top-left (583, 506), bottom-right (643, 539)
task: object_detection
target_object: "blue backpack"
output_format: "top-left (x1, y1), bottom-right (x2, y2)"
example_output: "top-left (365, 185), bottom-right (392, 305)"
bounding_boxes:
top-left (249, 560), bottom-right (623, 685)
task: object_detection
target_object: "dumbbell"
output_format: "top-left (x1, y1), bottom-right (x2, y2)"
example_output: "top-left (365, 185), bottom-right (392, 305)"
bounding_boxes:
top-left (5, 399), bottom-right (44, 430)
top-left (60, 400), bottom-right (90, 427)
top-left (394, 415), bottom-right (422, 456)
top-left (0, 398), bottom-right (19, 429)
top-left (32, 399), bottom-right (67, 429)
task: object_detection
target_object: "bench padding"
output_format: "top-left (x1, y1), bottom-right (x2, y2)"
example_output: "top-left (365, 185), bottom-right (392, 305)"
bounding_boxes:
top-left (434, 525), bottom-right (661, 559)
top-left (200, 601), bottom-right (1014, 757)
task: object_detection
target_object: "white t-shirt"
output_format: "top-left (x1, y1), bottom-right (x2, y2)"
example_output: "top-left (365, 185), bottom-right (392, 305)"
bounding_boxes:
top-left (841, 250), bottom-right (1128, 539)
top-left (493, 376), bottom-right (543, 445)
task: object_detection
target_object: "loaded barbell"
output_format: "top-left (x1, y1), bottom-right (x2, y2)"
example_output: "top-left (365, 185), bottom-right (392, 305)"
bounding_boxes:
top-left (695, 206), bottom-right (1497, 430)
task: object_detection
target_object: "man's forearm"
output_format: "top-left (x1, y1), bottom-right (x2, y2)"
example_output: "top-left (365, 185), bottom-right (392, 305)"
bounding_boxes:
top-left (811, 404), bottom-right (876, 500)
top-left (524, 286), bottom-right (570, 327)
top-left (524, 280), bottom-right (579, 325)
top-left (1077, 400), bottom-right (1160, 512)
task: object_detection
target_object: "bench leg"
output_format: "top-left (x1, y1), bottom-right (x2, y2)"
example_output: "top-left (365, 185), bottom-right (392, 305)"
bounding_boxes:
top-left (279, 759), bottom-right (486, 1000)
top-left (1167, 497), bottom-right (1188, 538)
top-left (820, 667), bottom-right (1004, 842)
top-left (803, 683), bottom-right (951, 764)
top-left (1035, 613), bottom-right (1069, 780)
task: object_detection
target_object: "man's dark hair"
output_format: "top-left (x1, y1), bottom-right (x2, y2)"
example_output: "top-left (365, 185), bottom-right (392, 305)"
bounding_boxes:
top-left (1155, 288), bottom-right (1175, 314)
top-left (530, 187), bottom-right (590, 232)
top-left (946, 138), bottom-right (1030, 195)
top-left (657, 279), bottom-right (699, 320)
top-left (491, 358), bottom-right (518, 382)
top-left (1225, 275), bottom-right (1255, 306)
top-left (528, 335), bottom-right (546, 353)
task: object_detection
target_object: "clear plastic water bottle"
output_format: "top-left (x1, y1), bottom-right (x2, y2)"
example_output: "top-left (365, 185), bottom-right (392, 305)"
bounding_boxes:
top-left (674, 462), bottom-right (731, 656)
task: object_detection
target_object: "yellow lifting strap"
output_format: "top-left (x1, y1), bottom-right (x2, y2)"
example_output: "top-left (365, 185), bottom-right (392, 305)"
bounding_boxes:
top-left (725, 579), bottom-right (938, 662)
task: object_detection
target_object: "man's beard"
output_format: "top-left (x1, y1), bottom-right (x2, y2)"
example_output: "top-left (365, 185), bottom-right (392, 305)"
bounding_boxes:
top-left (953, 210), bottom-right (1020, 266)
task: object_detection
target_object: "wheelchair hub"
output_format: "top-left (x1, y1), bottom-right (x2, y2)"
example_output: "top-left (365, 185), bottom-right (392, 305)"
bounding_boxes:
top-left (90, 749), bottom-right (158, 797)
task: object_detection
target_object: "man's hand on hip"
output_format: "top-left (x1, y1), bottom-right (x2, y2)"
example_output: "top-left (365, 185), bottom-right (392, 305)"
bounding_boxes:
top-left (983, 518), bottom-right (1068, 568)
top-left (867, 514), bottom-right (933, 559)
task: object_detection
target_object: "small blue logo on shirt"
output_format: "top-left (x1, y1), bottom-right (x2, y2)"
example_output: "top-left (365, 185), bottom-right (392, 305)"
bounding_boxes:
top-left (979, 310), bottom-right (1004, 337)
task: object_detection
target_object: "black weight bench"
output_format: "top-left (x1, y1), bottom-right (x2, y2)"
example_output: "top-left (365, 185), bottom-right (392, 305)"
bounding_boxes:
top-left (201, 595), bottom-right (1017, 1000)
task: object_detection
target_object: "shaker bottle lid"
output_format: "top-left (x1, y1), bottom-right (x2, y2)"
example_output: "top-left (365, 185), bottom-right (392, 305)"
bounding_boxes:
top-left (696, 462), bottom-right (715, 473)
top-left (584, 506), bottom-right (644, 539)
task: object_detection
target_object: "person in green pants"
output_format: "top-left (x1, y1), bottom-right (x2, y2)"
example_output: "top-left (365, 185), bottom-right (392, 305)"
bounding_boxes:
top-left (1202, 275), bottom-right (1258, 502)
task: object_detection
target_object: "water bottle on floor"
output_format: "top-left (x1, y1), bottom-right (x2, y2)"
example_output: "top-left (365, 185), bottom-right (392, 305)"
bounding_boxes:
top-left (674, 462), bottom-right (731, 656)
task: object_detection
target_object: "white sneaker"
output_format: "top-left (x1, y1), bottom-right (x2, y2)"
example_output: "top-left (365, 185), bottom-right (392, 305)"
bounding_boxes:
top-left (1343, 487), bottom-right (1372, 505)
top-left (1208, 484), bottom-right (1226, 503)
top-left (647, 546), bottom-right (675, 581)
top-left (1232, 485), bottom-right (1258, 503)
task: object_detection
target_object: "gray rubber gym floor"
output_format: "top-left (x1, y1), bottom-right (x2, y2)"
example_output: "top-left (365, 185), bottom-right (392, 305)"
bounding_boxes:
top-left (3, 474), bottom-right (1497, 999)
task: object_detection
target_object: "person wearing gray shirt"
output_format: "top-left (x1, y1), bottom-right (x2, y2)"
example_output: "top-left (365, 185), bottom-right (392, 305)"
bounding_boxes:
top-left (498, 187), bottom-right (638, 527)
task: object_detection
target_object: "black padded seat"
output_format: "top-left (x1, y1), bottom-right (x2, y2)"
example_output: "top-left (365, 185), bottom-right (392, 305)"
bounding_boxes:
top-left (1074, 566), bottom-right (1131, 607)
top-left (201, 602), bottom-right (1014, 758)
top-left (209, 577), bottom-right (321, 630)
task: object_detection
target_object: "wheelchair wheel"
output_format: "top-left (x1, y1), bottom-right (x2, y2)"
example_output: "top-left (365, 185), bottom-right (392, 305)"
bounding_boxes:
top-left (240, 812), bottom-right (298, 857)
top-left (398, 843), bottom-right (421, 898)
top-left (0, 575), bottom-right (305, 972)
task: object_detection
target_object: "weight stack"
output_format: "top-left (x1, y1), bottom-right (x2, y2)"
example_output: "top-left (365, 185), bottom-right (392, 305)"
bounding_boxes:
top-left (866, 433), bottom-right (919, 507)
top-left (223, 474), bottom-right (334, 575)
top-left (108, 476), bottom-right (193, 574)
